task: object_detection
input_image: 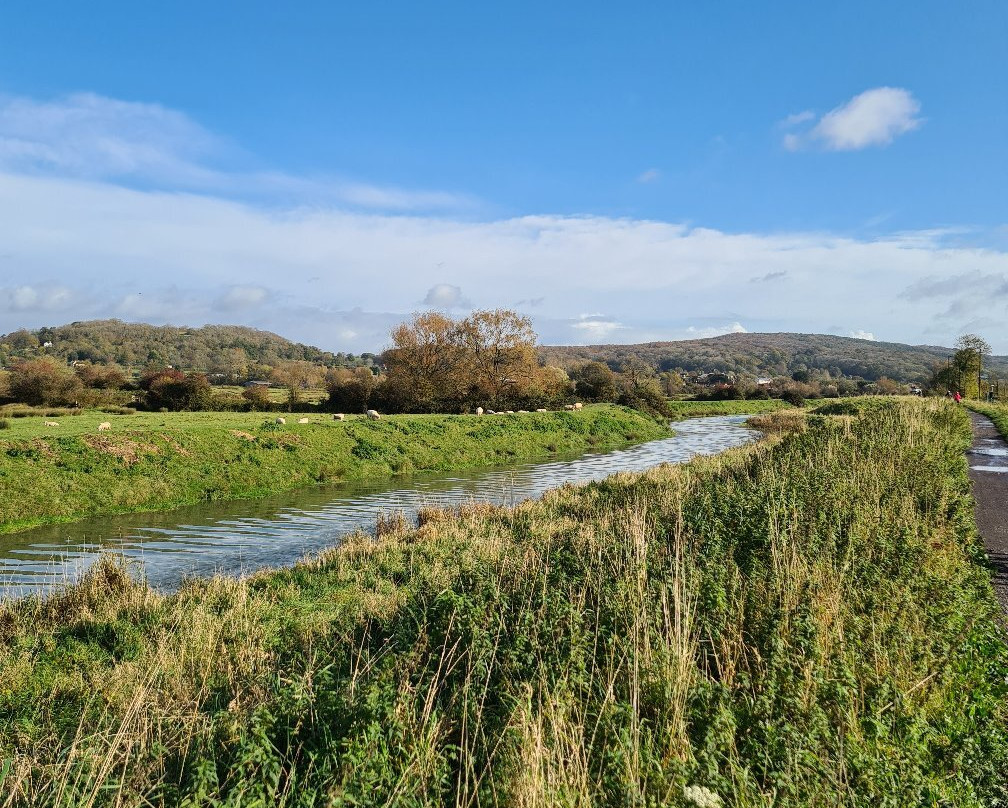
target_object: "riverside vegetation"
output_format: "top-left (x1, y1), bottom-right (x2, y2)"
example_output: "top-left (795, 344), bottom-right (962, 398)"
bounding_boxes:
top-left (0, 405), bottom-right (668, 534)
top-left (0, 398), bottom-right (1005, 805)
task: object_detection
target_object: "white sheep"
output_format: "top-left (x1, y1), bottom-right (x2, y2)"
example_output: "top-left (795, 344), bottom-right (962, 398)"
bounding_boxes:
top-left (297, 417), bottom-right (310, 424)
top-left (98, 422), bottom-right (111, 431)
top-left (275, 417), bottom-right (286, 425)
top-left (535, 408), bottom-right (548, 413)
top-left (573, 402), bottom-right (583, 410)
top-left (366, 409), bottom-right (381, 420)
top-left (45, 421), bottom-right (59, 427)
top-left (563, 404), bottom-right (575, 411)
top-left (476, 407), bottom-right (484, 415)
top-left (333, 413), bottom-right (345, 421)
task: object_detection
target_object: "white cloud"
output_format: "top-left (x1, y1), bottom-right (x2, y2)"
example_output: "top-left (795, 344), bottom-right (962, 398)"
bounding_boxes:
top-left (0, 92), bottom-right (223, 184)
top-left (637, 168), bottom-right (661, 184)
top-left (215, 285), bottom-right (271, 311)
top-left (571, 315), bottom-right (627, 342)
top-left (0, 91), bottom-right (473, 212)
top-left (783, 87), bottom-right (922, 151)
top-left (849, 330), bottom-right (876, 341)
top-left (422, 283), bottom-right (471, 309)
top-left (782, 110), bottom-right (815, 127)
top-left (2, 284), bottom-right (83, 313)
top-left (685, 322), bottom-right (748, 339)
top-left (1, 168), bottom-right (1007, 352)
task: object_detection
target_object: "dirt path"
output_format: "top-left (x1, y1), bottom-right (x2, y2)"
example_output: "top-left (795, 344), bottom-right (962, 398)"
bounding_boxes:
top-left (967, 411), bottom-right (1008, 614)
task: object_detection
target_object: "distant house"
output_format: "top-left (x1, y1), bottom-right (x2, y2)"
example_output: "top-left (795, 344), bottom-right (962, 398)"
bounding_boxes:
top-left (756, 377), bottom-right (773, 386)
top-left (244, 380), bottom-right (271, 388)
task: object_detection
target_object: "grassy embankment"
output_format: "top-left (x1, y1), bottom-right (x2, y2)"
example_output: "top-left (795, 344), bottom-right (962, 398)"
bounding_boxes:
top-left (967, 400), bottom-right (1008, 438)
top-left (666, 398), bottom-right (791, 419)
top-left (1, 398), bottom-right (1005, 805)
top-left (0, 405), bottom-right (667, 534)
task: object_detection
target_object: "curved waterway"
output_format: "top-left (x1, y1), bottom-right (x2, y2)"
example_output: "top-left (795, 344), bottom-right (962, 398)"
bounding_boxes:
top-left (0, 415), bottom-right (757, 598)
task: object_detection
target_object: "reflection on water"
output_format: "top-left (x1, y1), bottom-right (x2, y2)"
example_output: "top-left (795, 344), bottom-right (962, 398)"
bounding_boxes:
top-left (0, 416), bottom-right (756, 598)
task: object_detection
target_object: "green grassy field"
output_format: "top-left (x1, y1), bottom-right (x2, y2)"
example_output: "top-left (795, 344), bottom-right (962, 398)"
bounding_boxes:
top-left (0, 398), bottom-right (1004, 806)
top-left (0, 405), bottom-right (668, 534)
top-left (666, 398), bottom-right (792, 419)
top-left (213, 384), bottom-right (328, 405)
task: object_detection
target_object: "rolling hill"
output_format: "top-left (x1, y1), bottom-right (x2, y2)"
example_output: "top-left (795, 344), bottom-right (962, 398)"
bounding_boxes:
top-left (0, 320), bottom-right (363, 373)
top-left (539, 332), bottom-right (1008, 384)
top-left (3, 321), bottom-right (1003, 386)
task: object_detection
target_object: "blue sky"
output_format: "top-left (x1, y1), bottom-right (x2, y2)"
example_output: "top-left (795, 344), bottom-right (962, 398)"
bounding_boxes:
top-left (1, 1), bottom-right (1006, 351)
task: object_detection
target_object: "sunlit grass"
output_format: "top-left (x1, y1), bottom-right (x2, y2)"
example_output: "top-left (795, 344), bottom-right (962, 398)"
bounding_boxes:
top-left (0, 405), bottom-right (668, 533)
top-left (1, 398), bottom-right (1004, 806)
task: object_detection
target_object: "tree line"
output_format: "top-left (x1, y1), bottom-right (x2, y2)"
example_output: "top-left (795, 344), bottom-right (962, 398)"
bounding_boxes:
top-left (2, 314), bottom-right (995, 413)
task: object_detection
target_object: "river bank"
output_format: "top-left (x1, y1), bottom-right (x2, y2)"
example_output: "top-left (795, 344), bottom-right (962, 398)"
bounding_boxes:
top-left (1, 398), bottom-right (1005, 805)
top-left (0, 405), bottom-right (668, 534)
top-left (0, 415), bottom-right (758, 596)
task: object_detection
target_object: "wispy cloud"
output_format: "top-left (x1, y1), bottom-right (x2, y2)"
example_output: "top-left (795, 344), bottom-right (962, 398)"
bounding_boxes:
top-left (750, 270), bottom-right (787, 283)
top-left (0, 91), bottom-right (474, 212)
top-left (636, 168), bottom-right (661, 184)
top-left (849, 329), bottom-right (876, 341)
top-left (782, 87), bottom-right (923, 152)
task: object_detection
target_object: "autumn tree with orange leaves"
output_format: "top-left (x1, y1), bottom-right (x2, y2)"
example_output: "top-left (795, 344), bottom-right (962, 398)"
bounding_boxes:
top-left (372, 309), bottom-right (569, 412)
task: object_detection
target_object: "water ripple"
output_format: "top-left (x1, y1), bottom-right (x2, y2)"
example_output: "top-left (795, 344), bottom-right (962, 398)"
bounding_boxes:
top-left (0, 415), bottom-right (756, 598)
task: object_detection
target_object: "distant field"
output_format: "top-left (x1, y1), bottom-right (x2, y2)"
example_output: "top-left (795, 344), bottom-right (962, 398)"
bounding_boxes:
top-left (0, 404), bottom-right (669, 533)
top-left (213, 384), bottom-right (328, 405)
top-left (666, 398), bottom-right (792, 419)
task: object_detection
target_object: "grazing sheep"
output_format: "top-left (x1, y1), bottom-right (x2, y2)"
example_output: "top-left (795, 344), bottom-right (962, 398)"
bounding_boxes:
top-left (563, 404), bottom-right (575, 411)
top-left (275, 417), bottom-right (286, 425)
top-left (573, 402), bottom-right (583, 410)
top-left (45, 421), bottom-right (59, 427)
top-left (366, 409), bottom-right (381, 420)
top-left (518, 409), bottom-right (529, 413)
top-left (485, 409), bottom-right (496, 414)
top-left (505, 410), bottom-right (515, 414)
top-left (98, 422), bottom-right (111, 431)
top-left (333, 413), bottom-right (345, 421)
top-left (535, 408), bottom-right (548, 413)
top-left (297, 417), bottom-right (310, 424)
top-left (476, 407), bottom-right (484, 416)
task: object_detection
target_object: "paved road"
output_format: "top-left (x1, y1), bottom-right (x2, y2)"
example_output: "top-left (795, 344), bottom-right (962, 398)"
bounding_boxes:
top-left (967, 412), bottom-right (1008, 614)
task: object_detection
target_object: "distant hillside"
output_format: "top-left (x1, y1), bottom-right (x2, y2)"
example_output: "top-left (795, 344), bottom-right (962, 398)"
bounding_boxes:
top-left (0, 320), bottom-right (370, 372)
top-left (539, 332), bottom-right (1008, 384)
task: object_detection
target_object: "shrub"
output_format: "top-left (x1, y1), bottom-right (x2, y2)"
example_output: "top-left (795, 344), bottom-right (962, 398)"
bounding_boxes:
top-left (0, 419), bottom-right (9, 430)
top-left (241, 384), bottom-right (273, 411)
top-left (8, 357), bottom-right (83, 406)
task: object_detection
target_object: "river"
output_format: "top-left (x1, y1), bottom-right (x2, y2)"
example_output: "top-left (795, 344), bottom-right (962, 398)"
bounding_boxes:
top-left (0, 415), bottom-right (757, 598)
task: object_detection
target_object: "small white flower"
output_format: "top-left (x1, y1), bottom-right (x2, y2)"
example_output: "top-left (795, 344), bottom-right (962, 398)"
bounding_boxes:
top-left (684, 784), bottom-right (722, 808)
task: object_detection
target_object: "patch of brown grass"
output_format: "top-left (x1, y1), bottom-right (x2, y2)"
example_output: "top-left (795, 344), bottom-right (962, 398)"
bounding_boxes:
top-left (82, 434), bottom-right (160, 465)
